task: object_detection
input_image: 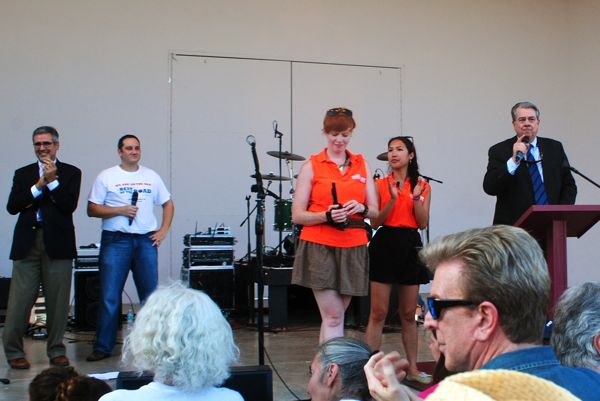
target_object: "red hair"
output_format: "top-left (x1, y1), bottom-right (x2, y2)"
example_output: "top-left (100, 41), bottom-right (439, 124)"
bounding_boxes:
top-left (323, 108), bottom-right (356, 133)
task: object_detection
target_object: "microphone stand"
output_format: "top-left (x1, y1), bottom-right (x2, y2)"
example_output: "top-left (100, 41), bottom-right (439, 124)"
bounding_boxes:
top-left (238, 195), bottom-right (254, 262)
top-left (274, 122), bottom-right (284, 258)
top-left (419, 173), bottom-right (444, 244)
top-left (247, 136), bottom-right (266, 366)
top-left (569, 166), bottom-right (600, 190)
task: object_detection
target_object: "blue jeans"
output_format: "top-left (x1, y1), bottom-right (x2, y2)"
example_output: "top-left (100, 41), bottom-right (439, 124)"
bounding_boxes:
top-left (94, 230), bottom-right (158, 354)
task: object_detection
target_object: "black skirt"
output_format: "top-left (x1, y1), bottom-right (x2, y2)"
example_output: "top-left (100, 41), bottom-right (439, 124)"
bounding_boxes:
top-left (368, 226), bottom-right (430, 285)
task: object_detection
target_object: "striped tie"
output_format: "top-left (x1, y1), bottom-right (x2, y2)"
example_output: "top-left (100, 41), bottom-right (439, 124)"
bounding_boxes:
top-left (527, 146), bottom-right (548, 205)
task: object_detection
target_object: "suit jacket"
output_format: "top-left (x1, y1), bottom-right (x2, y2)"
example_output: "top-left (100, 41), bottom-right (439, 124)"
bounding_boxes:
top-left (7, 161), bottom-right (82, 260)
top-left (483, 136), bottom-right (577, 225)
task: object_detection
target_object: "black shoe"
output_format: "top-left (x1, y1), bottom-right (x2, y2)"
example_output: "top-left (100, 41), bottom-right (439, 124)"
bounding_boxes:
top-left (86, 351), bottom-right (110, 362)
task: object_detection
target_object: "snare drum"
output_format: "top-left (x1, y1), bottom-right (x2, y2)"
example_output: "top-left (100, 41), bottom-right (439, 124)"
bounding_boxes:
top-left (274, 199), bottom-right (293, 231)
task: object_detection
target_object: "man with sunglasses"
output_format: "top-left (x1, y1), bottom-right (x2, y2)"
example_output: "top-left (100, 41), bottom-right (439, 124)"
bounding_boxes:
top-left (365, 225), bottom-right (600, 401)
top-left (483, 101), bottom-right (577, 225)
top-left (4, 126), bottom-right (81, 369)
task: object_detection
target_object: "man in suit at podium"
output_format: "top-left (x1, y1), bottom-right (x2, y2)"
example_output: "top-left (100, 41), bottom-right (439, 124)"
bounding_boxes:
top-left (483, 101), bottom-right (577, 225)
top-left (4, 126), bottom-right (81, 369)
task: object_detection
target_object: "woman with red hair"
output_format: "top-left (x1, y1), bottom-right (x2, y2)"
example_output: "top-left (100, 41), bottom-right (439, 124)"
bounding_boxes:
top-left (292, 107), bottom-right (378, 343)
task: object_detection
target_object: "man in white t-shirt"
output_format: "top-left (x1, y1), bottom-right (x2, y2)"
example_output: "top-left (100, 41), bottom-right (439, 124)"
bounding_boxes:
top-left (86, 134), bottom-right (174, 362)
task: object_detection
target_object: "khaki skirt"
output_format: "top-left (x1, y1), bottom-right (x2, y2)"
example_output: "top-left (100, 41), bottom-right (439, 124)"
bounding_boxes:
top-left (291, 240), bottom-right (369, 296)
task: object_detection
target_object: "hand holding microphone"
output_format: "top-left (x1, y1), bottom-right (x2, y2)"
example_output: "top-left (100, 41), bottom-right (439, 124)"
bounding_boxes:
top-left (514, 136), bottom-right (530, 163)
top-left (128, 191), bottom-right (138, 225)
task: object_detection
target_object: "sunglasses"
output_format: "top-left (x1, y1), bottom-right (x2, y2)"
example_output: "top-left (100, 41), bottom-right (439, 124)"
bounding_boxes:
top-left (326, 107), bottom-right (353, 117)
top-left (427, 297), bottom-right (477, 320)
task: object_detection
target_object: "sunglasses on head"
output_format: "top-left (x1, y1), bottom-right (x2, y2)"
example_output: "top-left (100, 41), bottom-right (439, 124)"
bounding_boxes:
top-left (326, 107), bottom-right (353, 117)
top-left (427, 297), bottom-right (477, 320)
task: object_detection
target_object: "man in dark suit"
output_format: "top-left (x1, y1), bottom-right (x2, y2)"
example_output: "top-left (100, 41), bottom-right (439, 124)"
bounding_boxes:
top-left (3, 126), bottom-right (81, 369)
top-left (483, 101), bottom-right (577, 225)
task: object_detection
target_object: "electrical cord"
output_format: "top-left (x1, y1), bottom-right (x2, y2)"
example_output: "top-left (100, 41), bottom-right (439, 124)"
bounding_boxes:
top-left (264, 347), bottom-right (303, 401)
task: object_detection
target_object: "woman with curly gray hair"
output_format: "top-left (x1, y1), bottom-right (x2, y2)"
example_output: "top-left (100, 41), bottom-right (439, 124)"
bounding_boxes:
top-left (99, 282), bottom-right (242, 401)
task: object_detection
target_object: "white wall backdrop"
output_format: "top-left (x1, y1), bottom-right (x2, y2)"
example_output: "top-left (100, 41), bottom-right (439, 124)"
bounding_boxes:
top-left (1, 0), bottom-right (599, 301)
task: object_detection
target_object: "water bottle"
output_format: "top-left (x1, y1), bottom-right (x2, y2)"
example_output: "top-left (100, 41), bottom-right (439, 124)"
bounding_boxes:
top-left (126, 309), bottom-right (135, 334)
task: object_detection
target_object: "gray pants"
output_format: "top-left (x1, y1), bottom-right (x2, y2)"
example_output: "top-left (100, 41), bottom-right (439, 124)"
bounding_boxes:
top-left (3, 229), bottom-right (72, 360)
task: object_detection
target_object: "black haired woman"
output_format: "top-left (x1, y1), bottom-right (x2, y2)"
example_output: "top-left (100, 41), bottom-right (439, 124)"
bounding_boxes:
top-left (364, 136), bottom-right (432, 384)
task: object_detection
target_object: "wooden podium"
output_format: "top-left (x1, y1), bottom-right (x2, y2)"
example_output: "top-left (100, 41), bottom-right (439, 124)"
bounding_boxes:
top-left (514, 205), bottom-right (600, 309)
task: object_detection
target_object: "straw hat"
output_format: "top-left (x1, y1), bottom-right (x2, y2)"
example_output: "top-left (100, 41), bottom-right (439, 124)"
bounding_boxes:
top-left (427, 369), bottom-right (580, 401)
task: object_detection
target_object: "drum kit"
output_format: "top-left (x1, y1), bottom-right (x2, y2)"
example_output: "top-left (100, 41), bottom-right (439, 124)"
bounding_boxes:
top-left (249, 148), bottom-right (305, 258)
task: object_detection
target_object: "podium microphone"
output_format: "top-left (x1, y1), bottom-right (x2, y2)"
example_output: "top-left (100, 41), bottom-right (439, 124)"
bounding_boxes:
top-left (129, 191), bottom-right (138, 225)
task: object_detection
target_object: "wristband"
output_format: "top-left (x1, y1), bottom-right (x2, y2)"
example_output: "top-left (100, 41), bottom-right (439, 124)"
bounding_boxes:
top-left (326, 210), bottom-right (335, 224)
top-left (413, 194), bottom-right (425, 202)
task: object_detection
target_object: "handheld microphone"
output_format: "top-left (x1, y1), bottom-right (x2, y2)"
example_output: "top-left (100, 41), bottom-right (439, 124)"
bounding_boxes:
top-left (515, 136), bottom-right (530, 163)
top-left (129, 191), bottom-right (138, 225)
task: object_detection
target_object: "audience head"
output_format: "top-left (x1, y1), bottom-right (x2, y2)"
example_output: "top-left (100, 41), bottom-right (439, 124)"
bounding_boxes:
top-left (308, 336), bottom-right (372, 401)
top-left (122, 282), bottom-right (239, 392)
top-left (323, 107), bottom-right (356, 134)
top-left (55, 376), bottom-right (112, 401)
top-left (551, 281), bottom-right (600, 372)
top-left (29, 366), bottom-right (79, 401)
top-left (421, 225), bottom-right (550, 372)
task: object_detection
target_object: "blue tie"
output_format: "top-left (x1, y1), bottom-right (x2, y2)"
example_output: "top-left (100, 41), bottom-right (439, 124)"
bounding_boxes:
top-left (527, 146), bottom-right (548, 205)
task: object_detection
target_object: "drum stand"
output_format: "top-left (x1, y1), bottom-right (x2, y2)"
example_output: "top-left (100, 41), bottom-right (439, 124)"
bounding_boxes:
top-left (419, 174), bottom-right (443, 244)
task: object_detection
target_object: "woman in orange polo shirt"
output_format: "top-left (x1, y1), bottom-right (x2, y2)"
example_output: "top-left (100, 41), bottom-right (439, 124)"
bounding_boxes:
top-left (365, 136), bottom-right (432, 384)
top-left (291, 107), bottom-right (378, 343)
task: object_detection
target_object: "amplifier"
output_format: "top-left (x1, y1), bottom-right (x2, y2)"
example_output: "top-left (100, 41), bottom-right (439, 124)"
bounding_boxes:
top-left (184, 265), bottom-right (234, 310)
top-left (183, 226), bottom-right (235, 246)
top-left (74, 246), bottom-right (100, 268)
top-left (182, 246), bottom-right (234, 266)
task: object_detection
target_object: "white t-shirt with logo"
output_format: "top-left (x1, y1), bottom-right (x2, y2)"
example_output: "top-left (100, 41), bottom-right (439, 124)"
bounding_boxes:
top-left (88, 165), bottom-right (171, 234)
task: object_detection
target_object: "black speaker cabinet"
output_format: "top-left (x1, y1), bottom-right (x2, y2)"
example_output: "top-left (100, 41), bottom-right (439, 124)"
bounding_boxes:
top-left (117, 365), bottom-right (273, 401)
top-left (0, 277), bottom-right (10, 309)
top-left (74, 269), bottom-right (120, 331)
top-left (188, 266), bottom-right (234, 310)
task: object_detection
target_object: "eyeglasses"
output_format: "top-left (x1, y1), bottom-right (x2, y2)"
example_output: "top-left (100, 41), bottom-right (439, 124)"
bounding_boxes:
top-left (33, 141), bottom-right (55, 148)
top-left (326, 107), bottom-right (353, 117)
top-left (427, 297), bottom-right (477, 320)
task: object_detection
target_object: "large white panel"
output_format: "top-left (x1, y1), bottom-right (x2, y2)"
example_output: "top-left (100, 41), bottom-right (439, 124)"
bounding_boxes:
top-left (291, 63), bottom-right (402, 173)
top-left (171, 56), bottom-right (291, 272)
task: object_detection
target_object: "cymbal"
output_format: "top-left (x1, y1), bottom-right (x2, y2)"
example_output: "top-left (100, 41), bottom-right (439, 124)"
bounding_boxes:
top-left (376, 152), bottom-right (388, 161)
top-left (267, 150), bottom-right (306, 161)
top-left (251, 173), bottom-right (291, 181)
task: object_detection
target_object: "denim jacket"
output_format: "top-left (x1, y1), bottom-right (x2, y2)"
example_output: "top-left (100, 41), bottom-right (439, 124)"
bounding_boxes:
top-left (481, 346), bottom-right (600, 401)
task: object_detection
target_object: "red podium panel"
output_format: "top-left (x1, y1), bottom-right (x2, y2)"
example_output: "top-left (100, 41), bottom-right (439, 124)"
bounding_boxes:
top-left (514, 205), bottom-right (600, 310)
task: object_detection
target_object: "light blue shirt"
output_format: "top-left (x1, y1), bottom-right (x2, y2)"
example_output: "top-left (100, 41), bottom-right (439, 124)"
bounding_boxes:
top-left (506, 137), bottom-right (543, 181)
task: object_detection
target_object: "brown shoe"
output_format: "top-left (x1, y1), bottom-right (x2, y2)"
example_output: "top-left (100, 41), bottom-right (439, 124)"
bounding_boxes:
top-left (8, 357), bottom-right (30, 369)
top-left (86, 351), bottom-right (111, 362)
top-left (50, 355), bottom-right (70, 367)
